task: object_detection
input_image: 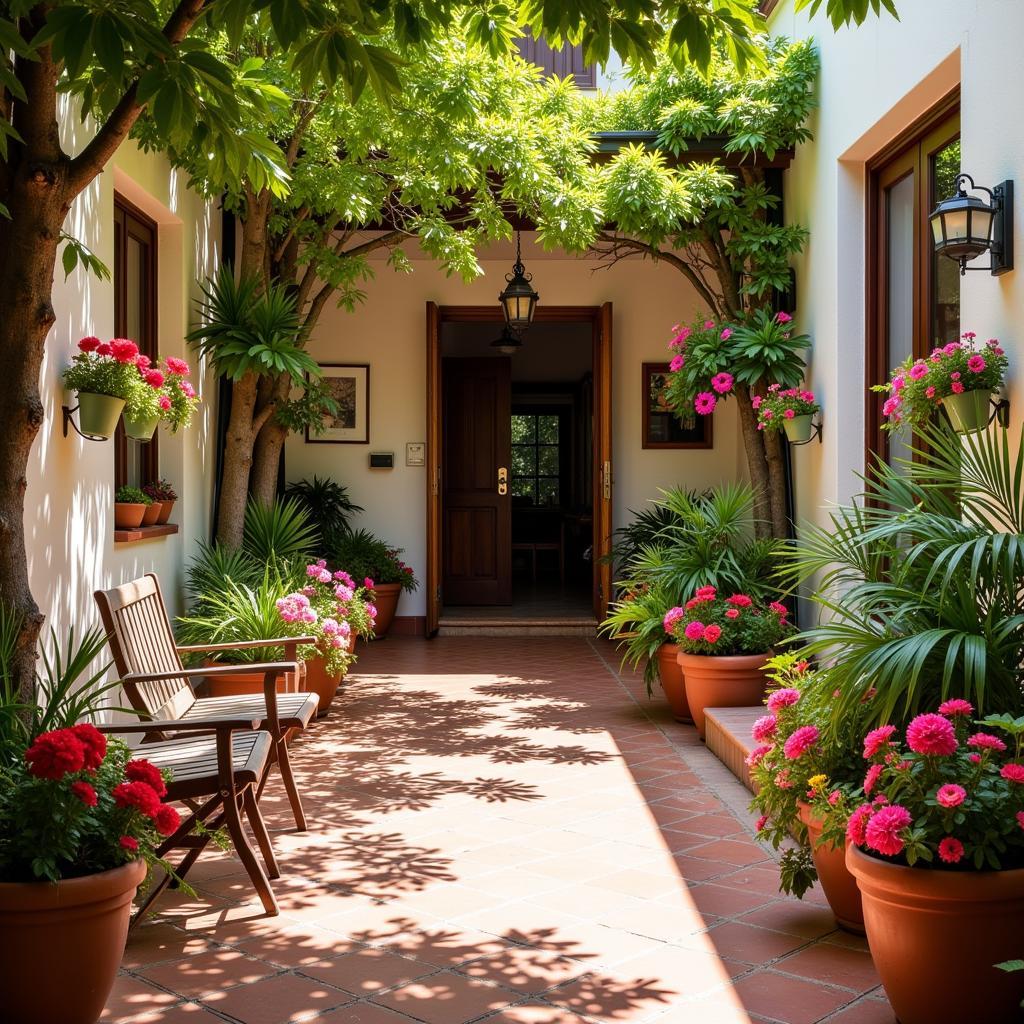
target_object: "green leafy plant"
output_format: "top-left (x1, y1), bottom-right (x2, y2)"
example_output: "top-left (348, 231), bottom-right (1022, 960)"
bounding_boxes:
top-left (665, 586), bottom-right (791, 656)
top-left (242, 498), bottom-right (319, 564)
top-left (114, 486), bottom-right (151, 506)
top-left (327, 529), bottom-right (418, 592)
top-left (755, 385), bottom-right (820, 434)
top-left (284, 477), bottom-right (364, 549)
top-left (143, 479), bottom-right (177, 503)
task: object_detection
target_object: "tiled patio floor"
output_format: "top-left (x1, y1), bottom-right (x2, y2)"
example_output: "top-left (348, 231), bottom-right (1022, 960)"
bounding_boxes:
top-left (104, 638), bottom-right (896, 1024)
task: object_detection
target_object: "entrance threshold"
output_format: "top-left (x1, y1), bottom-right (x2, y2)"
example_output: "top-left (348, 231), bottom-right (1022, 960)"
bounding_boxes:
top-left (437, 613), bottom-right (597, 637)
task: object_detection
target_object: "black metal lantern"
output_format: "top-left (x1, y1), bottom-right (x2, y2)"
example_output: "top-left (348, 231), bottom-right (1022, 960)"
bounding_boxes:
top-left (929, 173), bottom-right (1014, 276)
top-left (499, 231), bottom-right (539, 329)
top-left (490, 326), bottom-right (523, 356)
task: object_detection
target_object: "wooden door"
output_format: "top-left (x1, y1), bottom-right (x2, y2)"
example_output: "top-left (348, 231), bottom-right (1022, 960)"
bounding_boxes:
top-left (442, 357), bottom-right (512, 605)
top-left (593, 302), bottom-right (613, 619)
top-left (426, 302), bottom-right (442, 634)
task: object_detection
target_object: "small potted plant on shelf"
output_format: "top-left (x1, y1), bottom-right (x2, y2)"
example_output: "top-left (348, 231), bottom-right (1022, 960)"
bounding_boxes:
top-left (143, 479), bottom-right (178, 524)
top-left (114, 485), bottom-right (154, 529)
top-left (754, 385), bottom-right (820, 443)
top-left (874, 332), bottom-right (1008, 434)
top-left (843, 704), bottom-right (1024, 1024)
top-left (62, 336), bottom-right (141, 438)
top-left (665, 586), bottom-right (793, 740)
top-left (327, 529), bottom-right (417, 638)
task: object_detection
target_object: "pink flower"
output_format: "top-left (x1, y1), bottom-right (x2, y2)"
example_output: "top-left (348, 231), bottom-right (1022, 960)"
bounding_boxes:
top-left (769, 601), bottom-right (788, 617)
top-left (938, 837), bottom-right (964, 864)
top-left (703, 320), bottom-right (715, 330)
top-left (783, 408), bottom-right (796, 419)
top-left (755, 813), bottom-right (768, 832)
top-left (702, 624), bottom-right (722, 643)
top-left (767, 688), bottom-right (800, 711)
top-left (925, 386), bottom-right (936, 399)
top-left (752, 715), bottom-right (777, 743)
top-left (909, 363), bottom-right (928, 380)
top-left (144, 369), bottom-right (165, 389)
top-left (1000, 763), bottom-right (1024, 784)
top-left (967, 354), bottom-right (986, 373)
top-left (745, 744), bottom-right (772, 767)
top-left (783, 725), bottom-right (819, 759)
top-left (158, 395), bottom-right (172, 411)
top-left (828, 790), bottom-right (841, 807)
top-left (695, 586), bottom-right (717, 600)
top-left (751, 395), bottom-right (763, 410)
top-left (134, 354), bottom-right (151, 369)
top-left (968, 732), bottom-right (1007, 752)
top-left (165, 356), bottom-right (190, 376)
top-left (727, 594), bottom-right (752, 607)
top-left (882, 397), bottom-right (901, 417)
top-left (110, 338), bottom-right (139, 363)
top-left (963, 331), bottom-right (977, 341)
top-left (683, 621), bottom-right (705, 641)
top-left (936, 783), bottom-right (967, 808)
top-left (725, 608), bottom-right (740, 619)
top-left (762, 409), bottom-right (774, 420)
top-left (864, 804), bottom-right (912, 856)
top-left (864, 763), bottom-right (883, 796)
top-left (938, 699), bottom-right (973, 717)
top-left (846, 803), bottom-right (873, 845)
top-left (774, 770), bottom-right (793, 789)
top-left (951, 371), bottom-right (961, 380)
top-left (180, 381), bottom-right (196, 398)
top-left (711, 372), bottom-right (734, 394)
top-left (969, 753), bottom-right (982, 764)
top-left (891, 376), bottom-right (905, 392)
top-left (669, 354), bottom-right (685, 372)
top-left (720, 328), bottom-right (732, 340)
top-left (776, 312), bottom-right (793, 324)
top-left (905, 713), bottom-right (958, 756)
top-left (863, 725), bottom-right (897, 758)
top-left (663, 607), bottom-right (685, 632)
top-left (951, 381), bottom-right (965, 394)
top-left (78, 336), bottom-right (101, 353)
top-left (694, 392), bottom-right (717, 415)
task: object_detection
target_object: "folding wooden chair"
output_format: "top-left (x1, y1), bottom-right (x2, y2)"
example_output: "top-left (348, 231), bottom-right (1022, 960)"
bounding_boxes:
top-left (97, 714), bottom-right (280, 925)
top-left (95, 573), bottom-right (319, 831)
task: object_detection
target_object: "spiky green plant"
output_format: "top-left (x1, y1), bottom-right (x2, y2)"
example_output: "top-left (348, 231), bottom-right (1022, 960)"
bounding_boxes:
top-left (242, 497), bottom-right (319, 564)
top-left (284, 476), bottom-right (363, 549)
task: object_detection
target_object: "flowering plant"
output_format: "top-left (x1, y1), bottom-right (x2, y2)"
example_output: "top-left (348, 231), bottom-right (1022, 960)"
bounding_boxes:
top-left (143, 478), bottom-right (178, 503)
top-left (837, 703), bottom-right (1024, 870)
top-left (874, 333), bottom-right (1008, 431)
top-left (159, 356), bottom-right (199, 432)
top-left (276, 559), bottom-right (378, 676)
top-left (62, 336), bottom-right (143, 402)
top-left (327, 529), bottom-right (418, 593)
top-left (665, 585), bottom-right (792, 656)
top-left (754, 385), bottom-right (820, 433)
top-left (748, 655), bottom-right (877, 896)
top-left (0, 723), bottom-right (181, 883)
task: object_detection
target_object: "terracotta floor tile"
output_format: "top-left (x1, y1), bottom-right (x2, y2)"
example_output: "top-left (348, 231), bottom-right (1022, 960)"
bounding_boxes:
top-left (693, 922), bottom-right (808, 965)
top-left (317, 1004), bottom-right (425, 1024)
top-left (458, 946), bottom-right (588, 994)
top-left (372, 971), bottom-right (517, 1023)
top-left (234, 923), bottom-right (367, 968)
top-left (736, 901), bottom-right (838, 940)
top-left (201, 972), bottom-right (353, 1023)
top-left (823, 996), bottom-right (899, 1024)
top-left (731, 971), bottom-right (853, 1024)
top-left (120, 1003), bottom-right (225, 1024)
top-left (774, 943), bottom-right (880, 993)
top-left (480, 1000), bottom-right (594, 1023)
top-left (139, 948), bottom-right (278, 998)
top-left (300, 947), bottom-right (437, 996)
top-left (687, 885), bottom-right (778, 919)
top-left (685, 841), bottom-right (772, 868)
top-left (100, 976), bottom-right (178, 1022)
top-left (121, 922), bottom-right (214, 969)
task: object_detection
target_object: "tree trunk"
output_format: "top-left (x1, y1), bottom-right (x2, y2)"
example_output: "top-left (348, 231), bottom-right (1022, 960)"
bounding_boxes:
top-left (734, 383), bottom-right (774, 540)
top-left (763, 428), bottom-right (790, 539)
top-left (250, 418), bottom-right (288, 506)
top-left (216, 371), bottom-right (259, 546)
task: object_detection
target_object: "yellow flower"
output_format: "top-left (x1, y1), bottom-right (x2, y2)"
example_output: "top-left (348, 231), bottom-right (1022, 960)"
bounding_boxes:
top-left (807, 774), bottom-right (828, 793)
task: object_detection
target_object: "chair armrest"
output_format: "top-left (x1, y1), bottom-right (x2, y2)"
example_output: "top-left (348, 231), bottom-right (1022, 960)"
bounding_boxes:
top-left (97, 717), bottom-right (263, 734)
top-left (122, 662), bottom-right (299, 684)
top-left (176, 638), bottom-right (317, 654)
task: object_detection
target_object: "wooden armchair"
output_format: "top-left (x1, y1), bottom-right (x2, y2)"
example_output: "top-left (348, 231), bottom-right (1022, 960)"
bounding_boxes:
top-left (95, 573), bottom-right (320, 832)
top-left (98, 714), bottom-right (280, 925)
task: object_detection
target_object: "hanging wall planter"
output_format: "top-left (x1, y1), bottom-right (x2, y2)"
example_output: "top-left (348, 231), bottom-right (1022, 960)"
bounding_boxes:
top-left (782, 413), bottom-right (814, 444)
top-left (123, 412), bottom-right (159, 441)
top-left (943, 388), bottom-right (993, 433)
top-left (76, 393), bottom-right (125, 440)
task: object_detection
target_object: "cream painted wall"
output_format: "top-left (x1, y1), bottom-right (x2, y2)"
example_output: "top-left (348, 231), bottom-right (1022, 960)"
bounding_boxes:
top-left (285, 237), bottom-right (747, 618)
top-left (769, 1), bottom-right (1024, 535)
top-left (33, 114), bottom-right (220, 649)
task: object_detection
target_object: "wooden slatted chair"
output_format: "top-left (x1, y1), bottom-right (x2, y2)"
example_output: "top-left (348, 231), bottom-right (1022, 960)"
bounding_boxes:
top-left (94, 573), bottom-right (320, 832)
top-left (97, 714), bottom-right (281, 925)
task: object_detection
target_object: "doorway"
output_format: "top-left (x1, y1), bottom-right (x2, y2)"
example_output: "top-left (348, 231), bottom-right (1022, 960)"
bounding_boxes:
top-left (426, 304), bottom-right (612, 634)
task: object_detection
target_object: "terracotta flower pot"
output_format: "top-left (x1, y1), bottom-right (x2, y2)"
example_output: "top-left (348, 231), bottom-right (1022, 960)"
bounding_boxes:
top-left (657, 643), bottom-right (692, 723)
top-left (943, 387), bottom-right (992, 433)
top-left (796, 801), bottom-right (864, 933)
top-left (200, 658), bottom-right (302, 698)
top-left (783, 413), bottom-right (813, 443)
top-left (123, 411), bottom-right (159, 441)
top-left (303, 656), bottom-right (343, 717)
top-left (141, 502), bottom-right (161, 526)
top-left (155, 499), bottom-right (175, 525)
top-left (76, 392), bottom-right (125, 439)
top-left (114, 502), bottom-right (146, 529)
top-left (371, 583), bottom-right (402, 638)
top-left (676, 651), bottom-right (771, 741)
top-left (847, 844), bottom-right (1024, 1024)
top-left (0, 858), bottom-right (146, 1024)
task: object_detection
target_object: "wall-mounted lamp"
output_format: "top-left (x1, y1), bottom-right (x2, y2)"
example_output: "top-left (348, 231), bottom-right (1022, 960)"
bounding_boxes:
top-left (930, 174), bottom-right (1014, 276)
top-left (490, 326), bottom-right (524, 356)
top-left (499, 231), bottom-right (539, 330)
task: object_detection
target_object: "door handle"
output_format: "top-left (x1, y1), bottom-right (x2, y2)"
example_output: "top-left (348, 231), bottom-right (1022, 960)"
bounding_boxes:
top-left (498, 466), bottom-right (508, 495)
top-left (602, 460), bottom-right (612, 501)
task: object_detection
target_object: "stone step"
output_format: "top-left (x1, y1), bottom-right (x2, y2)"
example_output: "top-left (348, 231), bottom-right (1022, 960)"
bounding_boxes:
top-left (438, 620), bottom-right (597, 637)
top-left (703, 706), bottom-right (764, 793)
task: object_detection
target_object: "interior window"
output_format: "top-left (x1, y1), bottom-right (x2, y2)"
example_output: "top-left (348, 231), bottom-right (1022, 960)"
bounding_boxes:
top-left (512, 413), bottom-right (560, 507)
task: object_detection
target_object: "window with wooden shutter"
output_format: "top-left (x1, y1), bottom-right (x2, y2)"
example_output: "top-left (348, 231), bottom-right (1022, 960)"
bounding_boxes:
top-left (515, 32), bottom-right (596, 89)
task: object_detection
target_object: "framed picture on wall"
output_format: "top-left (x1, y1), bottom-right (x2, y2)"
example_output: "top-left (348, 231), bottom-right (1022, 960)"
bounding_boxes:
top-left (642, 362), bottom-right (713, 449)
top-left (305, 363), bottom-right (370, 444)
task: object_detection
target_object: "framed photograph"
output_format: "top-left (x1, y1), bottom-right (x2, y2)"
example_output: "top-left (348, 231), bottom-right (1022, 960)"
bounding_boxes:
top-left (305, 363), bottom-right (370, 444)
top-left (642, 362), bottom-right (713, 450)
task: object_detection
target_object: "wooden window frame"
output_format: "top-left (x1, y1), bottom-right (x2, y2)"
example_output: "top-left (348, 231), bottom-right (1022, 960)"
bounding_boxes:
top-left (515, 31), bottom-right (596, 88)
top-left (865, 91), bottom-right (960, 464)
top-left (511, 408), bottom-right (567, 508)
top-left (113, 195), bottom-right (159, 490)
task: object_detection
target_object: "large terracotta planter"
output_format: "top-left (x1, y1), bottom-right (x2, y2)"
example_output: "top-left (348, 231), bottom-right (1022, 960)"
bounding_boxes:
top-left (943, 387), bottom-right (992, 433)
top-left (0, 858), bottom-right (146, 1024)
top-left (76, 392), bottom-right (124, 439)
top-left (847, 844), bottom-right (1024, 1024)
top-left (657, 643), bottom-right (692, 723)
top-left (303, 656), bottom-right (343, 717)
top-left (676, 651), bottom-right (770, 741)
top-left (114, 502), bottom-right (146, 529)
top-left (371, 583), bottom-right (402, 638)
top-left (155, 499), bottom-right (175, 525)
top-left (796, 801), bottom-right (864, 933)
top-left (200, 658), bottom-right (302, 698)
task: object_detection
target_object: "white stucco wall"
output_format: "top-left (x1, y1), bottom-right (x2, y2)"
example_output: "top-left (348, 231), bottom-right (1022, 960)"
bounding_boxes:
top-left (769, 0), bottom-right (1024, 530)
top-left (33, 116), bottom-right (220, 646)
top-left (285, 236), bottom-right (748, 618)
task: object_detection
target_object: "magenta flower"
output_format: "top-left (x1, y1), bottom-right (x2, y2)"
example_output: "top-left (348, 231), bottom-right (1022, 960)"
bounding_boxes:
top-left (751, 395), bottom-right (763, 410)
top-left (745, 744), bottom-right (772, 768)
top-left (165, 356), bottom-right (190, 376)
top-left (936, 784), bottom-right (967, 808)
top-left (1000, 764), bottom-right (1024, 784)
top-left (967, 354), bottom-right (987, 373)
top-left (711, 372), bottom-right (734, 394)
top-left (863, 725), bottom-right (897, 759)
top-left (783, 725), bottom-right (819, 760)
top-left (864, 804), bottom-right (912, 856)
top-left (702, 624), bottom-right (722, 643)
top-left (727, 594), bottom-right (752, 607)
top-left (703, 320), bottom-right (715, 330)
top-left (751, 715), bottom-right (777, 743)
top-left (783, 409), bottom-right (796, 419)
top-left (683, 621), bottom-right (705, 641)
top-left (755, 813), bottom-right (768, 832)
top-left (938, 699), bottom-right (973, 717)
top-left (882, 397), bottom-right (901, 417)
top-left (846, 803), bottom-right (873, 845)
top-left (720, 328), bottom-right (732, 340)
top-left (663, 607), bottom-right (685, 632)
top-left (767, 688), bottom-right (800, 711)
top-left (938, 837), bottom-right (964, 864)
top-left (909, 363), bottom-right (928, 380)
top-left (905, 713), bottom-right (958, 756)
top-left (694, 392), bottom-right (717, 415)
top-left (669, 354), bottom-right (685, 372)
top-left (776, 312), bottom-right (793, 324)
top-left (968, 732), bottom-right (1007, 752)
top-left (864, 763), bottom-right (883, 796)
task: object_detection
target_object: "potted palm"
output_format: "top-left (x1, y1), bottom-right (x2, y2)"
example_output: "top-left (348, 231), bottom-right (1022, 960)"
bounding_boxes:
top-left (62, 336), bottom-right (141, 439)
top-left (114, 485), bottom-right (153, 529)
top-left (284, 476), bottom-right (364, 551)
top-left (327, 530), bottom-right (417, 637)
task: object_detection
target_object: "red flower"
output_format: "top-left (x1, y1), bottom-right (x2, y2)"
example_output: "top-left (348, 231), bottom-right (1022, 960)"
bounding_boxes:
top-left (702, 624), bottom-right (722, 643)
top-left (95, 342), bottom-right (112, 356)
top-left (769, 601), bottom-right (788, 617)
top-left (154, 803), bottom-right (181, 836)
top-left (71, 781), bottom-right (98, 806)
top-left (119, 835), bottom-right (139, 852)
top-left (110, 338), bottom-right (139, 363)
top-left (165, 356), bottom-right (190, 376)
top-left (863, 763), bottom-right (883, 795)
top-left (143, 368), bottom-right (166, 389)
top-left (135, 353), bottom-right (152, 369)
top-left (78, 336), bottom-right (101, 353)
top-left (724, 608), bottom-right (740, 619)
top-left (363, 577), bottom-right (375, 591)
top-left (846, 803), bottom-right (872, 845)
top-left (125, 759), bottom-right (167, 798)
top-left (1000, 763), bottom-right (1024, 784)
top-left (968, 732), bottom-right (1007, 752)
top-left (726, 594), bottom-right (752, 607)
top-left (70, 723), bottom-right (106, 771)
top-left (113, 781), bottom-right (161, 818)
top-left (938, 837), bottom-right (964, 864)
top-left (25, 729), bottom-right (86, 780)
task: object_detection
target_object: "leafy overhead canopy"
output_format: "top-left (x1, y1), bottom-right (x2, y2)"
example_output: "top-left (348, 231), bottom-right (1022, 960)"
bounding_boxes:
top-left (795, 0), bottom-right (899, 30)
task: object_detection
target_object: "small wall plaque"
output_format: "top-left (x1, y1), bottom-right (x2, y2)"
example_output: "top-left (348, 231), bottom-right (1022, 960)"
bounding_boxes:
top-left (369, 452), bottom-right (394, 469)
top-left (406, 442), bottom-right (426, 466)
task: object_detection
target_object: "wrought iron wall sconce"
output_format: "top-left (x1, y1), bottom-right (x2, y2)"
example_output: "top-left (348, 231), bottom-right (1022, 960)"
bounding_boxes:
top-left (787, 418), bottom-right (824, 446)
top-left (62, 403), bottom-right (108, 442)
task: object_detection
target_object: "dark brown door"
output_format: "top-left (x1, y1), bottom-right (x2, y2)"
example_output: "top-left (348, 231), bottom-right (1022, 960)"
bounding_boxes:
top-left (442, 357), bottom-right (512, 605)
top-left (426, 302), bottom-right (442, 634)
top-left (593, 302), bottom-right (613, 619)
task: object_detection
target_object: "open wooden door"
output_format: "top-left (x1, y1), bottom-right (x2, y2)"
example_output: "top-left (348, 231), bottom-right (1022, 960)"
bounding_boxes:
top-left (593, 302), bottom-right (613, 619)
top-left (426, 301), bottom-right (442, 636)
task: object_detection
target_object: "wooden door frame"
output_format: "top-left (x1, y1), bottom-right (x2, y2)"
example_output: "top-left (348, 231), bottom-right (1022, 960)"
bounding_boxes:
top-left (426, 303), bottom-right (612, 634)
